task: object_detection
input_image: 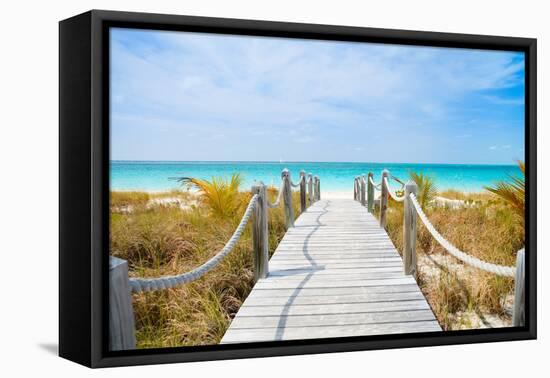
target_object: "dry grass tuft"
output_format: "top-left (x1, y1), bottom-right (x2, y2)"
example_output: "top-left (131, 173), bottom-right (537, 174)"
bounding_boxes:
top-left (110, 186), bottom-right (299, 348)
top-left (111, 191), bottom-right (150, 209)
top-left (385, 191), bottom-right (523, 330)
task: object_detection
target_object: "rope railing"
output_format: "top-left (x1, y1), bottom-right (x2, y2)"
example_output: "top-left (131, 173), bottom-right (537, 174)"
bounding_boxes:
top-left (129, 194), bottom-right (259, 292)
top-left (267, 180), bottom-right (286, 208)
top-left (409, 193), bottom-right (515, 277)
top-left (369, 175), bottom-right (381, 190)
top-left (383, 176), bottom-right (406, 202)
top-left (290, 175), bottom-right (303, 188)
top-left (109, 168), bottom-right (321, 349)
top-left (129, 168), bottom-right (320, 293)
top-left (352, 169), bottom-right (525, 326)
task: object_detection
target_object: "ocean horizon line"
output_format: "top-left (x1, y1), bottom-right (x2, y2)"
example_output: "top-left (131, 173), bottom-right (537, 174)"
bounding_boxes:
top-left (110, 160), bottom-right (521, 192)
top-left (110, 160), bottom-right (517, 167)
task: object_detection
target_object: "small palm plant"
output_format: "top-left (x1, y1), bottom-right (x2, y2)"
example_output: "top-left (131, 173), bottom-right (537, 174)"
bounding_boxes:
top-left (410, 171), bottom-right (438, 209)
top-left (484, 161), bottom-right (525, 226)
top-left (176, 174), bottom-right (244, 219)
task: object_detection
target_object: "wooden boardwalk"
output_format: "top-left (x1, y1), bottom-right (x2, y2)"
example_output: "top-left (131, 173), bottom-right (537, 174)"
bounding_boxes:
top-left (221, 198), bottom-right (441, 343)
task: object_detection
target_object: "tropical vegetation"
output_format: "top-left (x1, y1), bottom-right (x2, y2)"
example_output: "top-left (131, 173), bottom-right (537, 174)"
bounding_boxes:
top-left (110, 179), bottom-right (300, 347)
top-left (384, 168), bottom-right (525, 330)
top-left (484, 161), bottom-right (525, 227)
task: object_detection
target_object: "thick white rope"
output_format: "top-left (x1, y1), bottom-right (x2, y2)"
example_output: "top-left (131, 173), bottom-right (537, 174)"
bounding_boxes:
top-left (290, 176), bottom-right (303, 188)
top-left (129, 194), bottom-right (259, 292)
top-left (267, 180), bottom-right (286, 208)
top-left (369, 176), bottom-right (382, 191)
top-left (409, 193), bottom-right (515, 277)
top-left (384, 177), bottom-right (406, 202)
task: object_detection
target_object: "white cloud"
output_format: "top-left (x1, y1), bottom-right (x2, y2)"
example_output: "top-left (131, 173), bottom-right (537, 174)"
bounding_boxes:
top-left (110, 29), bottom-right (525, 163)
top-left (112, 32), bottom-right (523, 126)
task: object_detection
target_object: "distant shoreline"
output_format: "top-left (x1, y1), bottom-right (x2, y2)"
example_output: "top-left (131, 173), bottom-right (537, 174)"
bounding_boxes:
top-left (110, 161), bottom-right (520, 193)
top-left (109, 188), bottom-right (488, 197)
top-left (111, 160), bottom-right (517, 167)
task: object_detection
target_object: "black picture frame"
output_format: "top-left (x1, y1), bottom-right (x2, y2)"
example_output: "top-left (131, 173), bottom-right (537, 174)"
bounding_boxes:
top-left (59, 9), bottom-right (537, 368)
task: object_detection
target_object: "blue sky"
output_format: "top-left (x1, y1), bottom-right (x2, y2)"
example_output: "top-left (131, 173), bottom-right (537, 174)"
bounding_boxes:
top-left (110, 28), bottom-right (525, 165)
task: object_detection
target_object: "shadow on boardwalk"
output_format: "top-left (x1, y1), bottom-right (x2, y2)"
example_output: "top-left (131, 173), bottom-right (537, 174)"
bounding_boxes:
top-left (274, 201), bottom-right (330, 340)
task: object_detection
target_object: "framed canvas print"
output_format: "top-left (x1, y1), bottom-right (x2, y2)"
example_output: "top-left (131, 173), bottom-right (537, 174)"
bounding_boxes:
top-left (59, 10), bottom-right (537, 368)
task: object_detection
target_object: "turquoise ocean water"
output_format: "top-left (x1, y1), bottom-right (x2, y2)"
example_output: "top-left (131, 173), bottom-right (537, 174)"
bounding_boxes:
top-left (110, 161), bottom-right (520, 193)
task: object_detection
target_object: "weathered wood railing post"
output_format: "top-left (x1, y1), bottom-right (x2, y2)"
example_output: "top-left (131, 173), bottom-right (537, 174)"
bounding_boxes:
top-left (315, 176), bottom-right (319, 201)
top-left (109, 256), bottom-right (136, 351)
top-left (317, 177), bottom-right (321, 200)
top-left (403, 181), bottom-right (418, 277)
top-left (314, 176), bottom-right (320, 201)
top-left (251, 183), bottom-right (269, 281)
top-left (367, 172), bottom-right (374, 213)
top-left (281, 169), bottom-right (294, 228)
top-left (307, 173), bottom-right (313, 205)
top-left (354, 177), bottom-right (358, 200)
top-left (513, 248), bottom-right (525, 326)
top-left (360, 174), bottom-right (366, 206)
top-left (300, 170), bottom-right (307, 211)
top-left (380, 170), bottom-right (389, 228)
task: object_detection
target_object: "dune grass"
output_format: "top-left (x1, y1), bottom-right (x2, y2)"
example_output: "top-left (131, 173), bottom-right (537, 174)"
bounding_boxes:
top-left (176, 173), bottom-right (246, 219)
top-left (110, 191), bottom-right (150, 208)
top-left (111, 170), bottom-right (525, 343)
top-left (484, 161), bottom-right (525, 228)
top-left (110, 185), bottom-right (301, 348)
top-left (383, 177), bottom-right (524, 330)
top-left (437, 189), bottom-right (493, 202)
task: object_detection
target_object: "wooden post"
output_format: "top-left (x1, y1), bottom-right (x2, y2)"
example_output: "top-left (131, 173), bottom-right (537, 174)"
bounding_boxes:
top-left (314, 176), bottom-right (320, 201)
top-left (360, 174), bottom-right (366, 207)
top-left (251, 183), bottom-right (269, 281)
top-left (109, 256), bottom-right (136, 351)
top-left (307, 173), bottom-right (313, 205)
top-left (380, 170), bottom-right (389, 228)
top-left (367, 172), bottom-right (374, 213)
top-left (358, 178), bottom-right (362, 201)
top-left (354, 177), bottom-right (358, 200)
top-left (317, 178), bottom-right (321, 200)
top-left (300, 170), bottom-right (307, 212)
top-left (513, 248), bottom-right (525, 327)
top-left (312, 176), bottom-right (317, 202)
top-left (281, 169), bottom-right (294, 229)
top-left (403, 181), bottom-right (418, 276)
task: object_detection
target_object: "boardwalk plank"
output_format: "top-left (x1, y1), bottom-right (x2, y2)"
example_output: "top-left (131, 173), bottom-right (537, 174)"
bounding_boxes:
top-left (221, 199), bottom-right (440, 343)
top-left (222, 321), bottom-right (441, 343)
top-left (248, 284), bottom-right (423, 297)
top-left (228, 309), bottom-right (437, 329)
top-left (269, 262), bottom-right (403, 269)
top-left (240, 291), bottom-right (426, 306)
top-left (235, 300), bottom-right (432, 316)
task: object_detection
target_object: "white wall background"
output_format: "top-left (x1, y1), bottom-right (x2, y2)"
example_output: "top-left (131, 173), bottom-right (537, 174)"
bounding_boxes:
top-left (0, 0), bottom-right (546, 375)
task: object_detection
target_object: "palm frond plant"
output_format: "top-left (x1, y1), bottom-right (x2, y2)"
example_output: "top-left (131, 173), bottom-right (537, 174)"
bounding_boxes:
top-left (410, 171), bottom-right (438, 209)
top-left (176, 174), bottom-right (245, 219)
top-left (484, 161), bottom-right (525, 226)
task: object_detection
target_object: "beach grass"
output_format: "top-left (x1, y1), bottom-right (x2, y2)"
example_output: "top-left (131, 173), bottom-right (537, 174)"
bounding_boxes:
top-left (111, 172), bottom-right (524, 346)
top-left (110, 191), bottom-right (150, 208)
top-left (110, 187), bottom-right (301, 348)
top-left (384, 191), bottom-right (524, 329)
